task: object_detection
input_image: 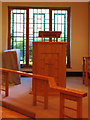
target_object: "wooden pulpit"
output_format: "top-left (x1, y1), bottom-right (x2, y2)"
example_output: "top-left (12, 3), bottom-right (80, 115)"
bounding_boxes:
top-left (32, 31), bottom-right (66, 95)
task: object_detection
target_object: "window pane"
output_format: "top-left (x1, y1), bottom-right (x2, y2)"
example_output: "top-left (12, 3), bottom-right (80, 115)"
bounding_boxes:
top-left (10, 9), bottom-right (26, 64)
top-left (29, 8), bottom-right (49, 65)
top-left (52, 10), bottom-right (67, 42)
top-left (52, 9), bottom-right (68, 64)
top-left (9, 8), bottom-right (70, 67)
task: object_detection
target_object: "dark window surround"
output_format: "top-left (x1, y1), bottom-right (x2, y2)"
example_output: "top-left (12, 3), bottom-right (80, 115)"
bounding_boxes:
top-left (8, 6), bottom-right (71, 68)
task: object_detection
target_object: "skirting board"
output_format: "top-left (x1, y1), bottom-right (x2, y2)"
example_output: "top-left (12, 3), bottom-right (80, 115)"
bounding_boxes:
top-left (21, 71), bottom-right (83, 77)
top-left (21, 71), bottom-right (90, 77)
top-left (66, 72), bottom-right (82, 77)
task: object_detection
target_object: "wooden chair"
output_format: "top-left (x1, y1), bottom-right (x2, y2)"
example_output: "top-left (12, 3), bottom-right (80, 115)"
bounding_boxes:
top-left (83, 56), bottom-right (90, 86)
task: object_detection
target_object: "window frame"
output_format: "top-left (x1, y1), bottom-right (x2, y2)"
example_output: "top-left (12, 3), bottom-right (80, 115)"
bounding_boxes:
top-left (8, 6), bottom-right (71, 68)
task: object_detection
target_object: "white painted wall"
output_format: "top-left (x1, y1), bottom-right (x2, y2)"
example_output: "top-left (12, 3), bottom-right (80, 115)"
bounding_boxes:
top-left (2, 2), bottom-right (88, 72)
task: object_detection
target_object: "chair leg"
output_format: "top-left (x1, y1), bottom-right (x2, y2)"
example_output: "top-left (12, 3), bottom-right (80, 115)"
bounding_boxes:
top-left (83, 57), bottom-right (85, 84)
top-left (86, 58), bottom-right (88, 86)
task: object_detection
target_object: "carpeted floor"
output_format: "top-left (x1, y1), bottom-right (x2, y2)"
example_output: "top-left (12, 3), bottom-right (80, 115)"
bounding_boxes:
top-left (1, 77), bottom-right (88, 118)
top-left (1, 106), bottom-right (30, 118)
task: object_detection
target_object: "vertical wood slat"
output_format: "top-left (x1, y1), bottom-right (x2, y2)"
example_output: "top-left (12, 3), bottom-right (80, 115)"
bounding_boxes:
top-left (0, 71), bottom-right (9, 97)
top-left (77, 97), bottom-right (82, 118)
top-left (5, 72), bottom-right (9, 96)
top-left (33, 79), bottom-right (37, 106)
top-left (33, 79), bottom-right (48, 109)
top-left (3, 72), bottom-right (9, 97)
top-left (44, 81), bottom-right (48, 109)
top-left (26, 8), bottom-right (29, 66)
top-left (60, 93), bottom-right (64, 118)
top-left (83, 57), bottom-right (85, 84)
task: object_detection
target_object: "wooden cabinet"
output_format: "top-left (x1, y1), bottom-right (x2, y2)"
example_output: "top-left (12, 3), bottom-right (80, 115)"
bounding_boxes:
top-left (33, 42), bottom-right (66, 94)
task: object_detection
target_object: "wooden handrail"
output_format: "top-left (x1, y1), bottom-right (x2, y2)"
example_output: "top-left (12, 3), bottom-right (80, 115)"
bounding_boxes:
top-left (0, 68), bottom-right (87, 118)
top-left (0, 68), bottom-right (87, 98)
top-left (0, 68), bottom-right (87, 97)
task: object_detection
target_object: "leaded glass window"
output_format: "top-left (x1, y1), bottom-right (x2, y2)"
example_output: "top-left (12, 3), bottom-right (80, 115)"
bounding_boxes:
top-left (8, 7), bottom-right (70, 67)
top-left (29, 9), bottom-right (49, 65)
top-left (10, 9), bottom-right (26, 64)
top-left (52, 10), bottom-right (67, 42)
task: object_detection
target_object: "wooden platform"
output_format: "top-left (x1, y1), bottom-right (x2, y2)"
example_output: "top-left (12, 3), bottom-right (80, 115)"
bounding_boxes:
top-left (1, 77), bottom-right (88, 118)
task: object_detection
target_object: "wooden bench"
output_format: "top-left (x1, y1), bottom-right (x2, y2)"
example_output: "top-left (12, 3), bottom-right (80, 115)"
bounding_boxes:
top-left (0, 68), bottom-right (87, 118)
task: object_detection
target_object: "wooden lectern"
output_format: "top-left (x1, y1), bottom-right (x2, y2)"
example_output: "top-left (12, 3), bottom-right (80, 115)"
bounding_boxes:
top-left (32, 31), bottom-right (66, 96)
top-left (39, 31), bottom-right (62, 42)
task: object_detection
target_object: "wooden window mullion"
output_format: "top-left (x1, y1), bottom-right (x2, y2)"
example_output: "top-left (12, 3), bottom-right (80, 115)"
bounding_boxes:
top-left (49, 8), bottom-right (52, 42)
top-left (67, 8), bottom-right (70, 68)
top-left (26, 8), bottom-right (29, 66)
top-left (8, 7), bottom-right (11, 50)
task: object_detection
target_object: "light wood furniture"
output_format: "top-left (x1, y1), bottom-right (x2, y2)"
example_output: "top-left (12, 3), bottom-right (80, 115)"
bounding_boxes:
top-left (33, 42), bottom-right (66, 88)
top-left (0, 71), bottom-right (9, 97)
top-left (59, 92), bottom-right (83, 118)
top-left (39, 31), bottom-right (62, 42)
top-left (83, 56), bottom-right (90, 86)
top-left (32, 31), bottom-right (66, 108)
top-left (2, 49), bottom-right (21, 85)
top-left (0, 68), bottom-right (87, 118)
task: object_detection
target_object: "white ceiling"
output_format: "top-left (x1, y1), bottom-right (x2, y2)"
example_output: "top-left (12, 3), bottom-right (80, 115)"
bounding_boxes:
top-left (0, 0), bottom-right (89, 2)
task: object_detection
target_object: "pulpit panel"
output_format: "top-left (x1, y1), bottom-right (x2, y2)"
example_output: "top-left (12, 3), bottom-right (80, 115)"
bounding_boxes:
top-left (33, 42), bottom-right (66, 88)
